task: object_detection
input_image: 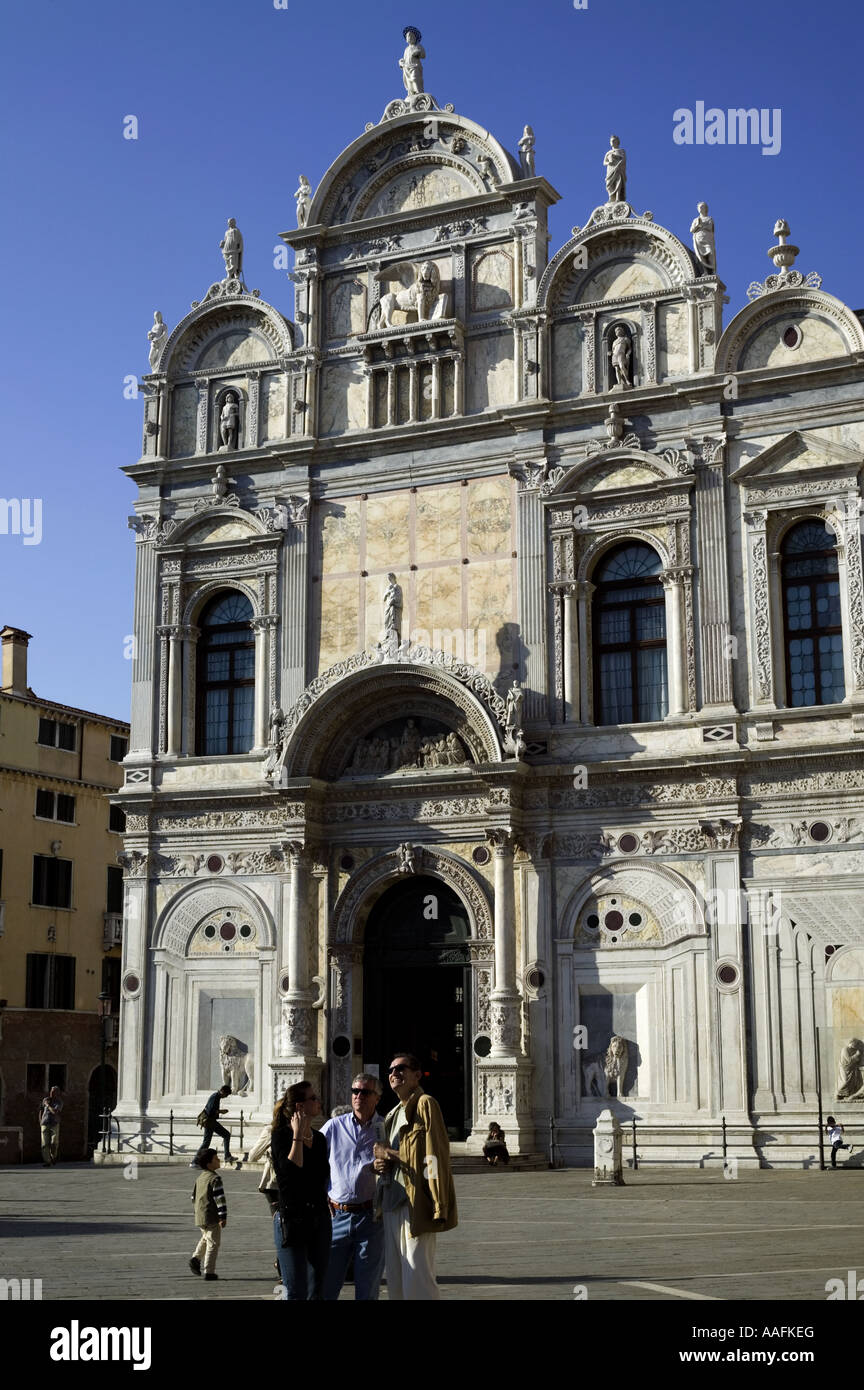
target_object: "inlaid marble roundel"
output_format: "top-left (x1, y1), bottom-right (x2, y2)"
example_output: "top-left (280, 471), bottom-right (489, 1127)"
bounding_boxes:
top-left (576, 893), bottom-right (659, 947)
top-left (189, 907), bottom-right (257, 956)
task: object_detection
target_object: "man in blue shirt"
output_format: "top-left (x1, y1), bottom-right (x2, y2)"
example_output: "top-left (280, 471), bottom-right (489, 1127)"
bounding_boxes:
top-left (321, 1073), bottom-right (386, 1300)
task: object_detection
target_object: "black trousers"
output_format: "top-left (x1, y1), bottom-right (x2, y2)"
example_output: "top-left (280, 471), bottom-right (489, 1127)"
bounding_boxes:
top-left (201, 1121), bottom-right (231, 1156)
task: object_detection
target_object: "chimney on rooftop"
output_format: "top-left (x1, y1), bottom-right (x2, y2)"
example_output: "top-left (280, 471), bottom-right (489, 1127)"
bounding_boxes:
top-left (1, 626), bottom-right (33, 695)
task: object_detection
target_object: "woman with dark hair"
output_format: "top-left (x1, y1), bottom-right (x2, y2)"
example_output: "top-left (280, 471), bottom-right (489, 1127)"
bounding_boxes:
top-left (271, 1080), bottom-right (331, 1300)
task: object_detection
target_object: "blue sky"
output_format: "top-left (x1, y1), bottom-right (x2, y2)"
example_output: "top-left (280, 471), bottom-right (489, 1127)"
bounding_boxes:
top-left (1, 0), bottom-right (861, 720)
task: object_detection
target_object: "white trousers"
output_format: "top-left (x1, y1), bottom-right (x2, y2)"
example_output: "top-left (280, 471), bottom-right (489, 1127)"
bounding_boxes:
top-left (383, 1208), bottom-right (439, 1301)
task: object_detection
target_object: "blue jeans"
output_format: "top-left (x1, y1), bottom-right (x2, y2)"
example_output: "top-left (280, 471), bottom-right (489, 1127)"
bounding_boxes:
top-left (201, 1121), bottom-right (231, 1157)
top-left (323, 1208), bottom-right (385, 1301)
top-left (274, 1208), bottom-right (332, 1300)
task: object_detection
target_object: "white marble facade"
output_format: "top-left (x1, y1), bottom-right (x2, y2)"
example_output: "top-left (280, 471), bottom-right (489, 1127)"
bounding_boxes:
top-left (113, 37), bottom-right (864, 1165)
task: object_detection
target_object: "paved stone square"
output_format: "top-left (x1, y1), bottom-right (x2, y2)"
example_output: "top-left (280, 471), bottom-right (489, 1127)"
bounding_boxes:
top-left (0, 1164), bottom-right (860, 1302)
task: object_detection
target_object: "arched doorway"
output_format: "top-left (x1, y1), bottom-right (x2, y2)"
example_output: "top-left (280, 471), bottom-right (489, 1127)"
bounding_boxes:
top-left (363, 876), bottom-right (471, 1139)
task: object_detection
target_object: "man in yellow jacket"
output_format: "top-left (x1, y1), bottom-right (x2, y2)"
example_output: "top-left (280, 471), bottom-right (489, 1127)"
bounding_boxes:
top-left (373, 1052), bottom-right (457, 1300)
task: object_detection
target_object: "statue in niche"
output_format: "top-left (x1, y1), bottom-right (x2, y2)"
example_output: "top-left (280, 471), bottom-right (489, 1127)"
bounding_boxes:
top-left (604, 1035), bottom-right (629, 1097)
top-left (147, 310), bottom-right (167, 370)
top-left (371, 260), bottom-right (448, 329)
top-left (518, 125), bottom-right (536, 178)
top-left (610, 325), bottom-right (633, 389)
top-left (268, 704), bottom-right (285, 747)
top-left (399, 26), bottom-right (425, 95)
top-left (690, 201), bottom-right (716, 272)
top-left (382, 573), bottom-right (403, 643)
top-left (219, 394), bottom-right (240, 451)
top-left (836, 1038), bottom-right (864, 1100)
top-left (219, 1034), bottom-right (253, 1095)
top-left (220, 218), bottom-right (244, 280)
top-left (603, 135), bottom-right (626, 204)
top-left (397, 842), bottom-right (418, 875)
top-left (295, 175), bottom-right (311, 228)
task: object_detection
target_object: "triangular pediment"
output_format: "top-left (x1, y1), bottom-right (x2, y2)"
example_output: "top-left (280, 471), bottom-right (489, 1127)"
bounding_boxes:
top-left (730, 430), bottom-right (862, 485)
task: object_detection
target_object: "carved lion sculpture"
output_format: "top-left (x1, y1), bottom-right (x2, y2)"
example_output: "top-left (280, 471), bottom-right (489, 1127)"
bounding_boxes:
top-left (219, 1034), bottom-right (253, 1095)
top-left (604, 1035), bottom-right (629, 1098)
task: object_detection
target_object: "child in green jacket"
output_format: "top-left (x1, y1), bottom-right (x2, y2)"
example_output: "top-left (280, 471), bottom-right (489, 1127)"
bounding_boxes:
top-left (190, 1149), bottom-right (227, 1281)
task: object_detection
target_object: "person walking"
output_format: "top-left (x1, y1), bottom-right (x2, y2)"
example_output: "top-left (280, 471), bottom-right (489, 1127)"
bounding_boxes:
top-left (826, 1116), bottom-right (850, 1168)
top-left (190, 1149), bottom-right (227, 1281)
top-left (39, 1086), bottom-right (63, 1166)
top-left (271, 1081), bottom-right (331, 1300)
top-left (197, 1084), bottom-right (237, 1163)
top-left (373, 1052), bottom-right (457, 1301)
top-left (321, 1073), bottom-right (386, 1301)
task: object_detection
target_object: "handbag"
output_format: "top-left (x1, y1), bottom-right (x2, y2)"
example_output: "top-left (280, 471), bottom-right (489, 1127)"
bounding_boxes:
top-left (196, 1110), bottom-right (209, 1127)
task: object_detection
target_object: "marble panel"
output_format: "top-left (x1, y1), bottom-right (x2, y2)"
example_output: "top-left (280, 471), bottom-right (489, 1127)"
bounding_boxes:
top-left (552, 321), bottom-right (582, 400)
top-left (579, 259), bottom-right (666, 302)
top-left (262, 373), bottom-right (286, 442)
top-left (327, 276), bottom-right (367, 340)
top-left (170, 384), bottom-right (197, 458)
top-left (830, 986), bottom-right (864, 1039)
top-left (319, 575), bottom-right (360, 668)
top-left (466, 559), bottom-right (514, 676)
top-left (366, 490), bottom-right (411, 572)
top-left (320, 498), bottom-right (361, 576)
top-left (471, 248), bottom-right (514, 312)
top-left (467, 477), bottom-right (513, 557)
top-left (198, 331), bottom-right (272, 369)
top-left (364, 166), bottom-right (474, 218)
top-left (397, 366), bottom-right (411, 425)
top-left (413, 565), bottom-right (463, 645)
top-left (830, 948), bottom-right (864, 982)
top-left (658, 301), bottom-right (690, 380)
top-left (740, 313), bottom-right (848, 371)
top-left (320, 362), bottom-right (366, 436)
top-left (418, 362), bottom-right (434, 421)
top-left (416, 485), bottom-right (462, 562)
top-left (467, 335), bottom-right (514, 413)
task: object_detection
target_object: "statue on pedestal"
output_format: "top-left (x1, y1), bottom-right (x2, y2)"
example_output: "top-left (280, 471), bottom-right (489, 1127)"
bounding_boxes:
top-left (382, 573), bottom-right (403, 645)
top-left (147, 311), bottom-right (167, 370)
top-left (219, 394), bottom-right (240, 451)
top-left (518, 125), bottom-right (536, 177)
top-left (399, 26), bottom-right (425, 95)
top-left (611, 325), bottom-right (632, 388)
top-left (220, 218), bottom-right (244, 280)
top-left (603, 136), bottom-right (626, 203)
top-left (690, 202), bottom-right (716, 272)
top-left (295, 176), bottom-right (311, 228)
top-left (604, 1035), bottom-right (629, 1097)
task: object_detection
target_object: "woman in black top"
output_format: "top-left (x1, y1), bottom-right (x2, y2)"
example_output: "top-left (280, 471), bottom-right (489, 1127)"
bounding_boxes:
top-left (270, 1080), bottom-right (331, 1300)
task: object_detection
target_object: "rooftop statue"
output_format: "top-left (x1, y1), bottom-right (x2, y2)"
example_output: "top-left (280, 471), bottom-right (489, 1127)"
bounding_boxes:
top-left (690, 202), bottom-right (716, 272)
top-left (604, 135), bottom-right (626, 204)
top-left (399, 26), bottom-right (425, 96)
top-left (220, 218), bottom-right (244, 280)
top-left (147, 310), bottom-right (167, 370)
top-left (295, 175), bottom-right (311, 228)
top-left (518, 125), bottom-right (536, 178)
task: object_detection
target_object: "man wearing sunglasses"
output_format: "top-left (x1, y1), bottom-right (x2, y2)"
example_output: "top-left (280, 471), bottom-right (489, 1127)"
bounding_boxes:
top-left (320, 1073), bottom-right (386, 1300)
top-left (373, 1053), bottom-right (457, 1300)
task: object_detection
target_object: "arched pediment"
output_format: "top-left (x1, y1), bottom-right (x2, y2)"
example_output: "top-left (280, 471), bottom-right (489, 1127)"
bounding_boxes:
top-left (158, 297), bottom-right (294, 378)
top-left (279, 646), bottom-right (509, 779)
top-left (153, 881), bottom-right (276, 958)
top-left (543, 448), bottom-right (690, 498)
top-left (165, 508), bottom-right (272, 549)
top-left (539, 217), bottom-right (696, 313)
top-left (715, 288), bottom-right (864, 375)
top-left (308, 111), bottom-right (519, 228)
top-left (562, 862), bottom-right (706, 947)
top-left (331, 845), bottom-right (493, 945)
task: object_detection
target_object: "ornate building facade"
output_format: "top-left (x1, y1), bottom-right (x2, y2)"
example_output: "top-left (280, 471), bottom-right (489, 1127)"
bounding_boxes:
top-left (114, 34), bottom-right (864, 1164)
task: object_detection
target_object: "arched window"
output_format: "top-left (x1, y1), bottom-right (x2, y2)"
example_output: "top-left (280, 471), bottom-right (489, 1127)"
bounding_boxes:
top-left (781, 520), bottom-right (845, 707)
top-left (593, 543), bottom-right (667, 724)
top-left (196, 592), bottom-right (255, 754)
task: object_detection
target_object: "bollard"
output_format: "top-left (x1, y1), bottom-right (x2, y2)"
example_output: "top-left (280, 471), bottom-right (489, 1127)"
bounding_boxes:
top-left (592, 1108), bottom-right (624, 1186)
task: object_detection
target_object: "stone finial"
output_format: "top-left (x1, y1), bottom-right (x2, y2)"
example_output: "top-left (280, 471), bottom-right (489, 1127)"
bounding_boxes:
top-left (746, 217), bottom-right (822, 300)
top-left (399, 25), bottom-right (425, 96)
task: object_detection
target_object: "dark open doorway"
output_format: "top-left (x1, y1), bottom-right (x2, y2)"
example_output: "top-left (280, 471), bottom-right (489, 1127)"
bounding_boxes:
top-left (362, 875), bottom-right (470, 1139)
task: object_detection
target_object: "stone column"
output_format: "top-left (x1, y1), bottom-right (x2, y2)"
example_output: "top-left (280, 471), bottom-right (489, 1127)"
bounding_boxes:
top-left (662, 571), bottom-right (686, 716)
top-left (453, 352), bottom-right (464, 416)
top-left (562, 582), bottom-right (579, 723)
top-left (281, 501), bottom-right (310, 710)
top-left (280, 843), bottom-right (319, 1067)
top-left (251, 615), bottom-right (271, 751)
top-left (430, 357), bottom-right (441, 419)
top-left (695, 441), bottom-right (735, 707)
top-left (579, 312), bottom-right (596, 394)
top-left (246, 371), bottom-right (261, 449)
top-left (744, 510), bottom-right (774, 707)
top-left (577, 580), bottom-right (595, 726)
top-left (386, 367), bottom-right (396, 427)
top-left (195, 378), bottom-right (209, 455)
top-left (408, 363), bottom-right (418, 423)
top-left (515, 477), bottom-right (547, 720)
top-left (166, 626), bottom-right (183, 757)
top-left (487, 830), bottom-right (520, 1056)
top-left (128, 526), bottom-right (157, 754)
